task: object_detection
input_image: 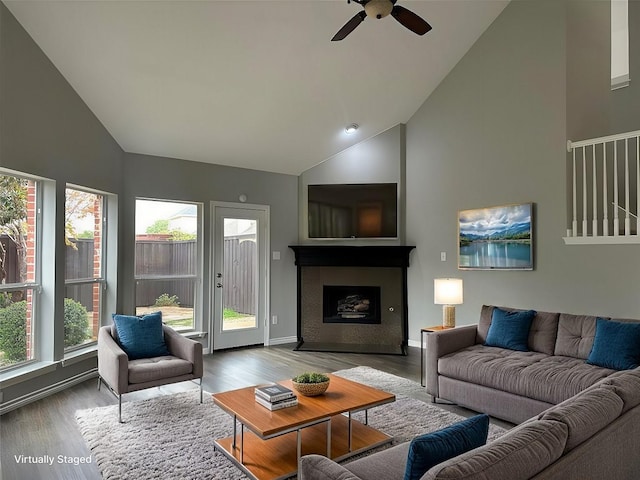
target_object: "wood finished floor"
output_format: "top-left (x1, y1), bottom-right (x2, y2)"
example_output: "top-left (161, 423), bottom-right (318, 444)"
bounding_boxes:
top-left (0, 344), bottom-right (509, 480)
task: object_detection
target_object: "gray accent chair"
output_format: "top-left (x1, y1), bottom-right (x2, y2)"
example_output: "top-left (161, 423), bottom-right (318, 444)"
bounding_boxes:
top-left (97, 324), bottom-right (204, 422)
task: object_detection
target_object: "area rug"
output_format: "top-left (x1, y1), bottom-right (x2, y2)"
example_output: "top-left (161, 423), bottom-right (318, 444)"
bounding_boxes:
top-left (76, 367), bottom-right (506, 480)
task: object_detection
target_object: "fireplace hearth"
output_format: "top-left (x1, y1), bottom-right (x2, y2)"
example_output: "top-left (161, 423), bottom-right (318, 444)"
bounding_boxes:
top-left (290, 245), bottom-right (415, 355)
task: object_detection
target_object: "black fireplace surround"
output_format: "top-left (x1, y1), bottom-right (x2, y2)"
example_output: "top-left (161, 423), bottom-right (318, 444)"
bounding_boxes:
top-left (289, 245), bottom-right (415, 355)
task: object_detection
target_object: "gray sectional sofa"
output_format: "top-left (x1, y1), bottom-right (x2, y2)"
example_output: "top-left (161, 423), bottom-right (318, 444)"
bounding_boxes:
top-left (299, 305), bottom-right (640, 480)
top-left (300, 367), bottom-right (640, 479)
top-left (426, 305), bottom-right (637, 423)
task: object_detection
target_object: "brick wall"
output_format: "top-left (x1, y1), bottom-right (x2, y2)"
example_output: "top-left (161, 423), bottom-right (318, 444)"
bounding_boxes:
top-left (91, 196), bottom-right (102, 339)
top-left (25, 182), bottom-right (36, 360)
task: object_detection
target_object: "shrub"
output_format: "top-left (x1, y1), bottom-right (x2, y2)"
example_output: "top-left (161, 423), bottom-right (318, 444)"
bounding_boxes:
top-left (0, 300), bottom-right (27, 362)
top-left (292, 372), bottom-right (330, 384)
top-left (64, 298), bottom-right (89, 348)
top-left (0, 292), bottom-right (11, 309)
top-left (154, 293), bottom-right (180, 307)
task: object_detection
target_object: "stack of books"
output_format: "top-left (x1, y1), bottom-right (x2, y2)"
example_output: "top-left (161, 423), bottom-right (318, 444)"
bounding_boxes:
top-left (254, 384), bottom-right (298, 411)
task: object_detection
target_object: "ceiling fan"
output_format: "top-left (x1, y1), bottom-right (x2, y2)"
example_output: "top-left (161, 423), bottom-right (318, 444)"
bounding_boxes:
top-left (332, 0), bottom-right (432, 41)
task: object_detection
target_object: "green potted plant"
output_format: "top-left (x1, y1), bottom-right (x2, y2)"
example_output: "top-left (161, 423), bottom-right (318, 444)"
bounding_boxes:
top-left (291, 372), bottom-right (330, 397)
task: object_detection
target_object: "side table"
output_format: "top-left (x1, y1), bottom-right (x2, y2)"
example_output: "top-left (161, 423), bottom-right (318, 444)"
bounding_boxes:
top-left (420, 326), bottom-right (453, 387)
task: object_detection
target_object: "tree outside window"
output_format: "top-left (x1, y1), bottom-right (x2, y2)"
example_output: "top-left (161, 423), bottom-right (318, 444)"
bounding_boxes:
top-left (0, 174), bottom-right (37, 369)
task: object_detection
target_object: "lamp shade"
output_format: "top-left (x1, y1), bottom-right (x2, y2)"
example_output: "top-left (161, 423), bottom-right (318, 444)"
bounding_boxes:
top-left (434, 278), bottom-right (463, 305)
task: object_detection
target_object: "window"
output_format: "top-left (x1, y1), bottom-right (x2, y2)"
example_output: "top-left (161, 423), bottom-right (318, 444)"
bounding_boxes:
top-left (135, 199), bottom-right (201, 331)
top-left (64, 187), bottom-right (106, 351)
top-left (611, 0), bottom-right (629, 90)
top-left (0, 173), bottom-right (40, 370)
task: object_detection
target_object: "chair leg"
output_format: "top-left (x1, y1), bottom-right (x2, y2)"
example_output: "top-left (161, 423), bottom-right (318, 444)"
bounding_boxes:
top-left (118, 394), bottom-right (123, 423)
top-left (97, 376), bottom-right (102, 391)
top-left (200, 379), bottom-right (203, 404)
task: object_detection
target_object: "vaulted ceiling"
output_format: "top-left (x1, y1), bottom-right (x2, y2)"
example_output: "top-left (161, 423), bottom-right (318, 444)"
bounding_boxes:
top-left (5, 0), bottom-right (509, 175)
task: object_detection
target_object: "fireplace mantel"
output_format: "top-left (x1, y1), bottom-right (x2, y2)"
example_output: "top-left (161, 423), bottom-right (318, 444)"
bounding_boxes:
top-left (289, 245), bottom-right (415, 355)
top-left (289, 245), bottom-right (415, 268)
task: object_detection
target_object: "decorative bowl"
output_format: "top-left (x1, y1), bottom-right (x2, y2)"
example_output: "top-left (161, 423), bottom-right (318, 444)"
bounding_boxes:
top-left (291, 379), bottom-right (330, 397)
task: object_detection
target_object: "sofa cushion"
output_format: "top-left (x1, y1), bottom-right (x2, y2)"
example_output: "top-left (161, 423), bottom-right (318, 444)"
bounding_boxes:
top-left (438, 345), bottom-right (613, 405)
top-left (112, 312), bottom-right (170, 360)
top-left (485, 308), bottom-right (536, 351)
top-left (554, 313), bottom-right (598, 359)
top-left (540, 386), bottom-right (623, 452)
top-left (403, 414), bottom-right (489, 480)
top-left (601, 368), bottom-right (640, 412)
top-left (477, 305), bottom-right (559, 355)
top-left (587, 318), bottom-right (640, 370)
top-left (421, 420), bottom-right (568, 480)
top-left (344, 443), bottom-right (409, 479)
top-left (300, 455), bottom-right (362, 480)
top-left (128, 356), bottom-right (193, 384)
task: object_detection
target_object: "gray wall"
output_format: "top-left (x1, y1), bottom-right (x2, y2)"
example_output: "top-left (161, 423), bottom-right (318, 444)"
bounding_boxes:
top-left (609, 0), bottom-right (640, 133)
top-left (0, 3), bottom-right (123, 189)
top-left (299, 124), bottom-right (406, 244)
top-left (0, 2), bottom-right (124, 404)
top-left (568, 0), bottom-right (640, 139)
top-left (121, 153), bottom-right (299, 344)
top-left (406, 0), bottom-right (640, 343)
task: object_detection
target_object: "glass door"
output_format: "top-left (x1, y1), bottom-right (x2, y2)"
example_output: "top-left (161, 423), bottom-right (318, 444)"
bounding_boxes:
top-left (212, 204), bottom-right (268, 350)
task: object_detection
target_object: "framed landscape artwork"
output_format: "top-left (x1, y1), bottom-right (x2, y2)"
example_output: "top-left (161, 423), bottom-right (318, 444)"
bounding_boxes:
top-left (458, 203), bottom-right (533, 270)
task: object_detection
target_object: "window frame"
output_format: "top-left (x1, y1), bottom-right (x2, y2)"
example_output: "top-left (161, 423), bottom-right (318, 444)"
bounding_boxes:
top-left (63, 185), bottom-right (111, 354)
top-left (134, 198), bottom-right (203, 333)
top-left (0, 171), bottom-right (42, 372)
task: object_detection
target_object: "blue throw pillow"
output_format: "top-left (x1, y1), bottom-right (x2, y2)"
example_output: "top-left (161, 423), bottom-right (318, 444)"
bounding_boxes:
top-left (404, 414), bottom-right (490, 480)
top-left (112, 312), bottom-right (170, 360)
top-left (587, 318), bottom-right (640, 370)
top-left (484, 307), bottom-right (536, 351)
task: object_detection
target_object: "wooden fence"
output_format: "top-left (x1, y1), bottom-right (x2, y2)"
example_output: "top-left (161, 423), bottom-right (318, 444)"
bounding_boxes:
top-left (65, 238), bottom-right (96, 309)
top-left (135, 237), bottom-right (257, 314)
top-left (0, 235), bottom-right (20, 284)
top-left (135, 239), bottom-right (197, 308)
top-left (1, 236), bottom-right (257, 315)
top-left (222, 238), bottom-right (257, 315)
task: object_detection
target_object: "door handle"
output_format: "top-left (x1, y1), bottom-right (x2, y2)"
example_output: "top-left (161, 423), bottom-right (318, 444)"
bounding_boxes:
top-left (216, 283), bottom-right (223, 288)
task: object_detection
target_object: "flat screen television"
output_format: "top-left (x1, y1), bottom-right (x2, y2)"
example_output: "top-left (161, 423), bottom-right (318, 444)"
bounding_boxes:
top-left (308, 183), bottom-right (398, 239)
top-left (458, 202), bottom-right (533, 270)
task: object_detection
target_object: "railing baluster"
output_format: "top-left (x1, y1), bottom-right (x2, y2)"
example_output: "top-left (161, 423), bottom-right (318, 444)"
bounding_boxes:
top-left (603, 142), bottom-right (609, 236)
top-left (625, 138), bottom-right (630, 235)
top-left (592, 144), bottom-right (598, 236)
top-left (572, 148), bottom-right (577, 237)
top-left (582, 147), bottom-right (587, 236)
top-left (614, 141), bottom-right (619, 236)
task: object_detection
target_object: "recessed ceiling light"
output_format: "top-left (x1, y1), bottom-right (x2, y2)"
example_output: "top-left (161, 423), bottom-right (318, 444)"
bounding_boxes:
top-left (345, 123), bottom-right (359, 134)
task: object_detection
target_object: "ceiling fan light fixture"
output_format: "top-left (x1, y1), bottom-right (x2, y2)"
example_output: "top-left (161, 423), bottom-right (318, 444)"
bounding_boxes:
top-left (345, 123), bottom-right (359, 134)
top-left (332, 0), bottom-right (432, 41)
top-left (364, 0), bottom-right (393, 19)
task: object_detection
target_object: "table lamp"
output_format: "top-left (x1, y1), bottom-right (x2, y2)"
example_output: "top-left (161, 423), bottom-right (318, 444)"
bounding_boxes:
top-left (434, 278), bottom-right (463, 328)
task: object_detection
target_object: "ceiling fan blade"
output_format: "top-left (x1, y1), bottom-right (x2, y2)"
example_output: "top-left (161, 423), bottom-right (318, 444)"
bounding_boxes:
top-left (331, 11), bottom-right (367, 41)
top-left (391, 5), bottom-right (432, 36)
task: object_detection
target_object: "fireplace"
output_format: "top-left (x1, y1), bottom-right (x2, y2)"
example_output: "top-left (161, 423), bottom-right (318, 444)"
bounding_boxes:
top-left (290, 245), bottom-right (415, 355)
top-left (323, 285), bottom-right (381, 324)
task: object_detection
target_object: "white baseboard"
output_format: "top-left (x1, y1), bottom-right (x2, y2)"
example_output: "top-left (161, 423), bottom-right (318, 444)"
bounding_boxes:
top-left (266, 336), bottom-right (297, 346)
top-left (408, 339), bottom-right (421, 348)
top-left (0, 369), bottom-right (98, 415)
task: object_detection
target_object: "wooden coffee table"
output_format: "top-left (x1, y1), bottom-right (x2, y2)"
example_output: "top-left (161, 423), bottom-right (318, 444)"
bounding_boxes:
top-left (212, 374), bottom-right (395, 480)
